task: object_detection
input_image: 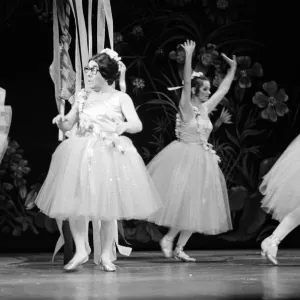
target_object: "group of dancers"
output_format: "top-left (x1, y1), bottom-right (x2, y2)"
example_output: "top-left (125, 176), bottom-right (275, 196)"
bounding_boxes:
top-left (1, 40), bottom-right (299, 272)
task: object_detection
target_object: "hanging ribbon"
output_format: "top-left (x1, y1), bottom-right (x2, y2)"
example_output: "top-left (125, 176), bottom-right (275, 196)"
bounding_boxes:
top-left (49, 0), bottom-right (64, 140)
top-left (102, 0), bottom-right (114, 49)
top-left (88, 0), bottom-right (93, 57)
top-left (97, 0), bottom-right (105, 52)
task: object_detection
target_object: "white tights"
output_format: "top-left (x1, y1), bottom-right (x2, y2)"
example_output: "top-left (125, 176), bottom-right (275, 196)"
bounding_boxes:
top-left (165, 227), bottom-right (193, 249)
top-left (272, 205), bottom-right (300, 243)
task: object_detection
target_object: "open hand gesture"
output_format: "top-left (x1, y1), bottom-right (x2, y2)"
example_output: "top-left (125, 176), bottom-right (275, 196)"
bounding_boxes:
top-left (181, 40), bottom-right (196, 56)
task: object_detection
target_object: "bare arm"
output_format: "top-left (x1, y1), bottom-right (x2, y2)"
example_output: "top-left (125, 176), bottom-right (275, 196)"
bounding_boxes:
top-left (117, 92), bottom-right (142, 134)
top-left (204, 54), bottom-right (237, 113)
top-left (179, 40), bottom-right (196, 121)
top-left (118, 61), bottom-right (127, 93)
top-left (52, 100), bottom-right (79, 132)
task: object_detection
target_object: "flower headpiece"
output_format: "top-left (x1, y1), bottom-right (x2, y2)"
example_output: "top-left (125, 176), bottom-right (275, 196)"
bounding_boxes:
top-left (191, 71), bottom-right (204, 79)
top-left (167, 71), bottom-right (204, 91)
top-left (100, 48), bottom-right (123, 71)
top-left (100, 48), bottom-right (121, 62)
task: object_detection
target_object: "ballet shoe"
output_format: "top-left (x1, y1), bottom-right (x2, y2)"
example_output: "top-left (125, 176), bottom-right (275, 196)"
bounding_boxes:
top-left (64, 255), bottom-right (89, 272)
top-left (160, 236), bottom-right (173, 258)
top-left (261, 234), bottom-right (280, 266)
top-left (100, 260), bottom-right (116, 272)
top-left (173, 247), bottom-right (196, 262)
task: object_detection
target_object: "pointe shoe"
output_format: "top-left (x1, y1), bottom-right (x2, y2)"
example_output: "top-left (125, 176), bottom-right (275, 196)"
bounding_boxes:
top-left (173, 247), bottom-right (196, 262)
top-left (261, 234), bottom-right (280, 265)
top-left (160, 236), bottom-right (173, 258)
top-left (100, 260), bottom-right (116, 272)
top-left (64, 255), bottom-right (89, 271)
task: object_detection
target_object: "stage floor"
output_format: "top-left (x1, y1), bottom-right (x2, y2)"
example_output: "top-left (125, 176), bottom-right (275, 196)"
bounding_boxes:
top-left (1, 250), bottom-right (300, 300)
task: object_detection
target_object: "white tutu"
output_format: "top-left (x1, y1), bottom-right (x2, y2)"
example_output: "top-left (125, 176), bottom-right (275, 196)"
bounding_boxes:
top-left (260, 134), bottom-right (300, 221)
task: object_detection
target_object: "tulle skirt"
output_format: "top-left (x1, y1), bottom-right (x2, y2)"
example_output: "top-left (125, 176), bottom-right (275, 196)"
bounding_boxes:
top-left (260, 135), bottom-right (300, 221)
top-left (147, 140), bottom-right (232, 234)
top-left (35, 134), bottom-right (162, 221)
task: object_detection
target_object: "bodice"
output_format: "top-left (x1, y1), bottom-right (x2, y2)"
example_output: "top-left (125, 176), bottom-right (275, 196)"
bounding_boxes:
top-left (77, 91), bottom-right (124, 137)
top-left (175, 104), bottom-right (220, 161)
top-left (175, 105), bottom-right (213, 144)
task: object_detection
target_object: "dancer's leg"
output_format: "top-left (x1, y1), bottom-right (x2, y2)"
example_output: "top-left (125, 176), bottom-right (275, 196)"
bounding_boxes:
top-left (160, 227), bottom-right (180, 258)
top-left (100, 220), bottom-right (116, 272)
top-left (261, 205), bottom-right (300, 265)
top-left (174, 230), bottom-right (195, 262)
top-left (64, 219), bottom-right (89, 270)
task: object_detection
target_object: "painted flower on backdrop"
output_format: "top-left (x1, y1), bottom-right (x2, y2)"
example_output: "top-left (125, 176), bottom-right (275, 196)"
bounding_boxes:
top-left (132, 77), bottom-right (145, 94)
top-left (198, 44), bottom-right (220, 67)
top-left (214, 107), bottom-right (233, 129)
top-left (202, 0), bottom-right (240, 25)
top-left (10, 159), bottom-right (30, 178)
top-left (253, 81), bottom-right (289, 122)
top-left (5, 140), bottom-right (20, 156)
top-left (169, 45), bottom-right (187, 64)
top-left (234, 56), bottom-right (263, 88)
top-left (114, 32), bottom-right (123, 44)
top-left (155, 47), bottom-right (164, 56)
top-left (131, 25), bottom-right (144, 38)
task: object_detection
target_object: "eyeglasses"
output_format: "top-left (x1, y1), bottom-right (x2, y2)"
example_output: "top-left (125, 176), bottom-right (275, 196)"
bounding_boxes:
top-left (83, 66), bottom-right (99, 75)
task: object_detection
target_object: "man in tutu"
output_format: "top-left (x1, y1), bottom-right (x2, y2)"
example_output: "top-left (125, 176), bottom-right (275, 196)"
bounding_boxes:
top-left (35, 49), bottom-right (162, 272)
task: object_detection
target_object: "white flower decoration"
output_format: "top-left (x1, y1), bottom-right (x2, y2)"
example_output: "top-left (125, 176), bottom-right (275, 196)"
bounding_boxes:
top-left (100, 48), bottom-right (121, 62)
top-left (191, 71), bottom-right (204, 79)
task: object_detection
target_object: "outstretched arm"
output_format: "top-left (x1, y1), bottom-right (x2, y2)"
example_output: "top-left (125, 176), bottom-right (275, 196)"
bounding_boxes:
top-left (204, 54), bottom-right (237, 113)
top-left (116, 93), bottom-right (142, 135)
top-left (179, 40), bottom-right (196, 122)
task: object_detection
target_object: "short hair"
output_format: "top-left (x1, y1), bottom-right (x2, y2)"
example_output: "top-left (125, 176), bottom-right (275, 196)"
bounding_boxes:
top-left (89, 53), bottom-right (119, 85)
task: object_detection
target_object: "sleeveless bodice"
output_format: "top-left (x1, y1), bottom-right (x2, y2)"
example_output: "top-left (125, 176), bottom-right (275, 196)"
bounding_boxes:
top-left (175, 105), bottom-right (220, 161)
top-left (175, 105), bottom-right (213, 144)
top-left (77, 90), bottom-right (124, 137)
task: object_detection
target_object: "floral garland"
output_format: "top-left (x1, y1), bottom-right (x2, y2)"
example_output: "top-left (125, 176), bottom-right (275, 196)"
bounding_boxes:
top-left (175, 106), bottom-right (220, 162)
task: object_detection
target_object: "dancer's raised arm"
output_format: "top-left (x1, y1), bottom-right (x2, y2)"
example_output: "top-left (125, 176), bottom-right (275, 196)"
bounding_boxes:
top-left (179, 40), bottom-right (196, 121)
top-left (204, 54), bottom-right (236, 113)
